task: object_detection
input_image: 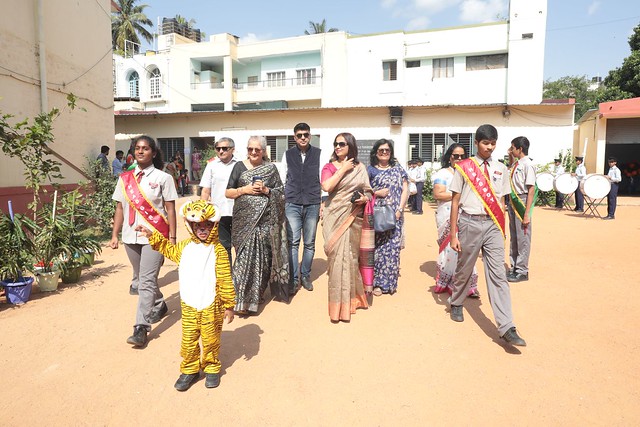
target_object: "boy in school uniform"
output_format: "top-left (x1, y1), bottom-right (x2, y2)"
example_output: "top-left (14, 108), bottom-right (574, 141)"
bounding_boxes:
top-left (448, 124), bottom-right (526, 346)
top-left (553, 158), bottom-right (565, 209)
top-left (604, 157), bottom-right (621, 220)
top-left (573, 156), bottom-right (586, 212)
top-left (506, 136), bottom-right (537, 283)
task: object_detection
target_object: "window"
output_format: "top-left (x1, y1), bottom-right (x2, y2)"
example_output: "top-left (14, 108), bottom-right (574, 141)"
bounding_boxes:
top-left (406, 60), bottom-right (421, 68)
top-left (267, 71), bottom-right (286, 88)
top-left (296, 68), bottom-right (316, 85)
top-left (432, 57), bottom-right (454, 79)
top-left (149, 67), bottom-right (161, 99)
top-left (408, 133), bottom-right (473, 163)
top-left (157, 138), bottom-right (184, 164)
top-left (248, 75), bottom-right (259, 87)
top-left (466, 54), bottom-right (508, 71)
top-left (382, 60), bottom-right (397, 81)
top-left (128, 71), bottom-right (139, 98)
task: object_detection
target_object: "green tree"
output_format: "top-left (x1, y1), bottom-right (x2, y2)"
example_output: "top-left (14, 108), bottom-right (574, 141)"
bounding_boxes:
top-left (112, 0), bottom-right (154, 53)
top-left (304, 19), bottom-right (338, 35)
top-left (604, 23), bottom-right (640, 97)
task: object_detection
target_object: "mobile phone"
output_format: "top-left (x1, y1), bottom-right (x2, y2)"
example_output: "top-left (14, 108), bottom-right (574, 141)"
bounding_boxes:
top-left (252, 176), bottom-right (262, 183)
top-left (350, 190), bottom-right (362, 204)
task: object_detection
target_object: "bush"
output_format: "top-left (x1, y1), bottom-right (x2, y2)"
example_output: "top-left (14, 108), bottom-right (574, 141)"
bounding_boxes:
top-left (79, 158), bottom-right (118, 236)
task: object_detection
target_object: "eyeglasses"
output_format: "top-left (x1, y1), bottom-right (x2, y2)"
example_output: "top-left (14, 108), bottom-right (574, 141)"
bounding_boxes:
top-left (377, 148), bottom-right (391, 154)
top-left (247, 147), bottom-right (262, 153)
top-left (295, 132), bottom-right (310, 139)
top-left (333, 141), bottom-right (347, 148)
top-left (451, 154), bottom-right (466, 160)
top-left (215, 146), bottom-right (231, 152)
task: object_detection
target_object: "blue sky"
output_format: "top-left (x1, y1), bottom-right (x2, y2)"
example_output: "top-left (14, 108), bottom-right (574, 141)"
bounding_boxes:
top-left (140, 0), bottom-right (640, 81)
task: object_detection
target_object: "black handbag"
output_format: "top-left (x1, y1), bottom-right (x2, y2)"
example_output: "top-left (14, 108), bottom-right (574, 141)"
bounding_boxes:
top-left (373, 202), bottom-right (396, 232)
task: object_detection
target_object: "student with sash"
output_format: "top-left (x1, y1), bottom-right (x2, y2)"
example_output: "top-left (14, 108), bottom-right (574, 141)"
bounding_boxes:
top-left (448, 124), bottom-right (526, 347)
top-left (110, 135), bottom-right (178, 348)
top-left (506, 136), bottom-right (537, 283)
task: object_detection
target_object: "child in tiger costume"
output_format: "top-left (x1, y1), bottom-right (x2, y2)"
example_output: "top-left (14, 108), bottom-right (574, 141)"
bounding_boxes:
top-left (136, 200), bottom-right (235, 391)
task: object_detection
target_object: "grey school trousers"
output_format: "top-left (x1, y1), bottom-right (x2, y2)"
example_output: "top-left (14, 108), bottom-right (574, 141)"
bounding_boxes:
top-left (125, 243), bottom-right (165, 331)
top-left (507, 194), bottom-right (532, 275)
top-left (450, 213), bottom-right (515, 336)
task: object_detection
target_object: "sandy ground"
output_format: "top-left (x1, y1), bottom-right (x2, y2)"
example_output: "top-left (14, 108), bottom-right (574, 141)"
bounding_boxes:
top-left (1, 197), bottom-right (639, 426)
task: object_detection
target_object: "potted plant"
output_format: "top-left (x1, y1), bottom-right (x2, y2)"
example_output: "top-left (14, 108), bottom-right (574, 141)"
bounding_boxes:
top-left (0, 203), bottom-right (37, 304)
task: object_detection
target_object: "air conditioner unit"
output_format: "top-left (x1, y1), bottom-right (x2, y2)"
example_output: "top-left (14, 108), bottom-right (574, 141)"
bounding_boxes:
top-left (389, 106), bottom-right (403, 126)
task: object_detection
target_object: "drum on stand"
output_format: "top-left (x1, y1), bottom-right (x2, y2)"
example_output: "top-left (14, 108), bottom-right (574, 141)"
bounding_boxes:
top-left (580, 173), bottom-right (611, 199)
top-left (535, 172), bottom-right (554, 192)
top-left (553, 172), bottom-right (578, 194)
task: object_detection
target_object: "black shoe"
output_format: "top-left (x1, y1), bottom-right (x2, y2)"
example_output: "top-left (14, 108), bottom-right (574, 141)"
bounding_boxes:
top-left (126, 326), bottom-right (148, 348)
top-left (205, 373), bottom-right (221, 388)
top-left (301, 276), bottom-right (313, 291)
top-left (602, 216), bottom-right (614, 220)
top-left (129, 285), bottom-right (138, 295)
top-left (450, 305), bottom-right (464, 322)
top-left (507, 273), bottom-right (528, 283)
top-left (174, 373), bottom-right (199, 391)
top-left (501, 327), bottom-right (527, 346)
top-left (146, 301), bottom-right (168, 324)
top-left (506, 270), bottom-right (517, 280)
top-left (574, 208), bottom-right (583, 212)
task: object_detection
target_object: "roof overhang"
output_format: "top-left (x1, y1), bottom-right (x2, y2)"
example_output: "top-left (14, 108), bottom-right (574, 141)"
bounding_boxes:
top-left (599, 97), bottom-right (640, 119)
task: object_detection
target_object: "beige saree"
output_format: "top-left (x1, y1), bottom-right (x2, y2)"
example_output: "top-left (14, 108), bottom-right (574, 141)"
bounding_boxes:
top-left (322, 162), bottom-right (372, 322)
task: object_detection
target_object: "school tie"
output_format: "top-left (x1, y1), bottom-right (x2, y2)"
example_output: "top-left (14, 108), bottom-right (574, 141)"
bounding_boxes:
top-left (128, 171), bottom-right (144, 226)
top-left (482, 161), bottom-right (490, 178)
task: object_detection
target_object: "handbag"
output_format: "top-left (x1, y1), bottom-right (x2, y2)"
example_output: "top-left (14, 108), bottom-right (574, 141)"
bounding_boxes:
top-left (373, 201), bottom-right (396, 232)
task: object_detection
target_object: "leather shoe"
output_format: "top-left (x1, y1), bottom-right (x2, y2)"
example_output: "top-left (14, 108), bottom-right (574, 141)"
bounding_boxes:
top-left (450, 305), bottom-right (464, 322)
top-left (501, 327), bottom-right (527, 346)
top-left (602, 216), bottom-right (614, 220)
top-left (301, 276), bottom-right (313, 291)
top-left (507, 273), bottom-right (528, 283)
top-left (146, 301), bottom-right (168, 324)
top-left (205, 373), bottom-right (220, 388)
top-left (126, 325), bottom-right (148, 348)
top-left (129, 285), bottom-right (138, 295)
top-left (174, 373), bottom-right (199, 391)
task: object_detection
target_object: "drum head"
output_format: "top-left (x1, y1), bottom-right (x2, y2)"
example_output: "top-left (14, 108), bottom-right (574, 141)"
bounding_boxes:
top-left (536, 172), bottom-right (554, 192)
top-left (581, 174), bottom-right (611, 199)
top-left (554, 173), bottom-right (578, 193)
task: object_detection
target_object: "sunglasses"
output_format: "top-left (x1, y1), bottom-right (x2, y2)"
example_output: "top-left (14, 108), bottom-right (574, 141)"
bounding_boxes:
top-left (247, 147), bottom-right (262, 153)
top-left (377, 148), bottom-right (391, 154)
top-left (451, 154), bottom-right (466, 160)
top-left (215, 146), bottom-right (231, 152)
top-left (295, 132), bottom-right (310, 139)
top-left (333, 141), bottom-right (347, 148)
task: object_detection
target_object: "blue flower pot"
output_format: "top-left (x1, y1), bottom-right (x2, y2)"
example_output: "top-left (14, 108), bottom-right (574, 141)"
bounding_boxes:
top-left (1, 277), bottom-right (34, 304)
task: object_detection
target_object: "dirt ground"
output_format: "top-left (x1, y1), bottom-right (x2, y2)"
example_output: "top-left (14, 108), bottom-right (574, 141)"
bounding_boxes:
top-left (1, 197), bottom-right (639, 426)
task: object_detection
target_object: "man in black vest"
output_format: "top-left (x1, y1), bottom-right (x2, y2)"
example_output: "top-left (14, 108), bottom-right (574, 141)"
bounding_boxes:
top-left (281, 123), bottom-right (322, 293)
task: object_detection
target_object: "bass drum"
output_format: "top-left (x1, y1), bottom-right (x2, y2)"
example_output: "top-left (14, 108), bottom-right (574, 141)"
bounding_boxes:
top-left (553, 172), bottom-right (578, 194)
top-left (535, 172), bottom-right (554, 192)
top-left (580, 173), bottom-right (611, 199)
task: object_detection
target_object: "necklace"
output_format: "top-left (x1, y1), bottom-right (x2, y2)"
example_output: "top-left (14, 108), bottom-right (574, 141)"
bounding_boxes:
top-left (377, 163), bottom-right (390, 169)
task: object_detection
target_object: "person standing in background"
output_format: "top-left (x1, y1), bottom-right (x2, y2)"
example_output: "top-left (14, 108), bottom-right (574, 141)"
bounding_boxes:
top-left (112, 150), bottom-right (125, 176)
top-left (412, 158), bottom-right (426, 215)
top-left (604, 157), bottom-right (621, 220)
top-left (191, 147), bottom-right (203, 182)
top-left (97, 145), bottom-right (110, 173)
top-left (553, 158), bottom-right (565, 209)
top-left (573, 156), bottom-right (586, 212)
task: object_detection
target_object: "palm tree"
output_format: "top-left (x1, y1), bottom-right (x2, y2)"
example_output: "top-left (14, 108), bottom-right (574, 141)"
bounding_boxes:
top-left (112, 0), bottom-right (154, 53)
top-left (304, 19), bottom-right (338, 35)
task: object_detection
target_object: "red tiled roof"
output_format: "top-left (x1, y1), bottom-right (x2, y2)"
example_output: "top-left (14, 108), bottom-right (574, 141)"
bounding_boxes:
top-left (599, 97), bottom-right (640, 118)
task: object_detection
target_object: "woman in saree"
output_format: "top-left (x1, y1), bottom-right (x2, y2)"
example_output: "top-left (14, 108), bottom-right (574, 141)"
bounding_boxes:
top-left (225, 136), bottom-right (289, 314)
top-left (432, 143), bottom-right (479, 298)
top-left (321, 133), bottom-right (373, 323)
top-left (367, 139), bottom-right (409, 296)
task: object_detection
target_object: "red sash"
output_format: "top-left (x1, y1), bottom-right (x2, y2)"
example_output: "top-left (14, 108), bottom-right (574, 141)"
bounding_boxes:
top-left (454, 158), bottom-right (506, 237)
top-left (121, 170), bottom-right (170, 238)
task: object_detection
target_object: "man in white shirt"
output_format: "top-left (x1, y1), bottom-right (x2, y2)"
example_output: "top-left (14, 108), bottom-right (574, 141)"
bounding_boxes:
top-left (553, 158), bottom-right (565, 209)
top-left (604, 156), bottom-right (622, 220)
top-left (412, 158), bottom-right (426, 214)
top-left (572, 156), bottom-right (586, 212)
top-left (200, 137), bottom-right (238, 262)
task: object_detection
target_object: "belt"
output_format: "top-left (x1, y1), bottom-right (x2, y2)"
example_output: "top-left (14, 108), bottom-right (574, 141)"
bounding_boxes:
top-left (461, 211), bottom-right (491, 220)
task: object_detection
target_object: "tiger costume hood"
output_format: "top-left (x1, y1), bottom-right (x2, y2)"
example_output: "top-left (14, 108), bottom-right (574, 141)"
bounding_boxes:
top-left (179, 200), bottom-right (222, 245)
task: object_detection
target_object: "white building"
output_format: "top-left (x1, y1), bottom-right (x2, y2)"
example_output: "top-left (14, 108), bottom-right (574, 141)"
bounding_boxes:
top-left (114, 0), bottom-right (572, 172)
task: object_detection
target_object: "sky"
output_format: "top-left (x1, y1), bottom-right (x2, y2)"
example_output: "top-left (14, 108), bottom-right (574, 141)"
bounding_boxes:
top-left (137, 0), bottom-right (640, 81)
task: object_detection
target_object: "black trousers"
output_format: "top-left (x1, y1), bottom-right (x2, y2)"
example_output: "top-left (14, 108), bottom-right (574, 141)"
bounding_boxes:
top-left (218, 216), bottom-right (233, 265)
top-left (607, 183), bottom-right (619, 217)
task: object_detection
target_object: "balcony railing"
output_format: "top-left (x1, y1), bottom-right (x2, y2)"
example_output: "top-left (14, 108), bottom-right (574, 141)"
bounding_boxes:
top-left (191, 81), bottom-right (225, 90)
top-left (235, 76), bottom-right (322, 90)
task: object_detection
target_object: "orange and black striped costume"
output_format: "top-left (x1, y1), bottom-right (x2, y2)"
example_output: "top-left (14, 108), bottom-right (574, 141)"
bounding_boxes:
top-left (149, 200), bottom-right (235, 375)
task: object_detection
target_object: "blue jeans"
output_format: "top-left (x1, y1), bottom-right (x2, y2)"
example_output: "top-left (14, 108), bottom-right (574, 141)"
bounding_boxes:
top-left (285, 203), bottom-right (320, 284)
